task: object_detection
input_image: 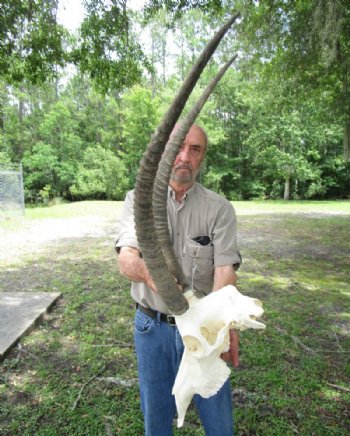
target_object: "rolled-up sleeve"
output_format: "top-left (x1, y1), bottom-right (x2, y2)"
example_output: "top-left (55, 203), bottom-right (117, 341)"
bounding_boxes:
top-left (212, 201), bottom-right (242, 270)
top-left (115, 190), bottom-right (139, 253)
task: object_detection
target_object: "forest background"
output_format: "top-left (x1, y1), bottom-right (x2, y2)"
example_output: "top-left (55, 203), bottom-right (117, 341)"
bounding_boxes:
top-left (1, 0), bottom-right (350, 204)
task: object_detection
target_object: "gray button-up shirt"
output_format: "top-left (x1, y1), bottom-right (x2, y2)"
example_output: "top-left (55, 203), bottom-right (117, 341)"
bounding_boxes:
top-left (115, 182), bottom-right (241, 314)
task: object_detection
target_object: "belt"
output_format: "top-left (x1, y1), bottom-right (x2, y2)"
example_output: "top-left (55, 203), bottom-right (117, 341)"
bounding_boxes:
top-left (136, 303), bottom-right (176, 326)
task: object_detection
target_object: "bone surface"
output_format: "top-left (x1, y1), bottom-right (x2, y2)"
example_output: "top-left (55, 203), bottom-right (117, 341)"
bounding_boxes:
top-left (173, 285), bottom-right (265, 427)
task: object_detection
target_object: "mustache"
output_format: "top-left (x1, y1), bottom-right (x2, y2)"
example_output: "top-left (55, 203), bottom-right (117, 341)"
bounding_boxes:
top-left (173, 163), bottom-right (192, 171)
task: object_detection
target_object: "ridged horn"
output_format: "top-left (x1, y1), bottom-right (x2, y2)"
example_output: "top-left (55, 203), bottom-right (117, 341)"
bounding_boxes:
top-left (134, 13), bottom-right (240, 315)
top-left (153, 53), bottom-right (238, 290)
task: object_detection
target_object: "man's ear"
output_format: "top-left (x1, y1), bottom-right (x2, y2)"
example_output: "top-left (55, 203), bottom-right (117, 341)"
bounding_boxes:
top-left (197, 158), bottom-right (207, 183)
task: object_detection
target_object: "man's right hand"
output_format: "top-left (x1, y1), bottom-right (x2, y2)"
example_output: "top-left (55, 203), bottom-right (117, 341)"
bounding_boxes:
top-left (145, 274), bottom-right (157, 293)
top-left (118, 246), bottom-right (157, 292)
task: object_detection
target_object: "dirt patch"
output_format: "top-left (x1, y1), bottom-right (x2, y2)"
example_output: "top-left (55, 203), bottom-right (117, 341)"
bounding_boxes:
top-left (2, 209), bottom-right (348, 263)
top-left (0, 215), bottom-right (119, 265)
top-left (1, 209), bottom-right (348, 280)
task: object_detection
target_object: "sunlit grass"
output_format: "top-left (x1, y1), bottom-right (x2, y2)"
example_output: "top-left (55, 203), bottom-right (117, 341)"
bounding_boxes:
top-left (233, 199), bottom-right (350, 215)
top-left (25, 200), bottom-right (124, 219)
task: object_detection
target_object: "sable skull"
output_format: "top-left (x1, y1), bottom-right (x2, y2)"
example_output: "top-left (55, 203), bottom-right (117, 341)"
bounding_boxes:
top-left (133, 11), bottom-right (265, 428)
top-left (173, 286), bottom-right (265, 427)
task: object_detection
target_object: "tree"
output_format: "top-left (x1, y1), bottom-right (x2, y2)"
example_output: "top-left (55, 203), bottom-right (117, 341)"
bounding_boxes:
top-left (119, 85), bottom-right (160, 189)
top-left (143, 0), bottom-right (226, 22)
top-left (236, 0), bottom-right (350, 162)
top-left (70, 144), bottom-right (127, 200)
top-left (70, 0), bottom-right (148, 94)
top-left (0, 0), bottom-right (149, 93)
top-left (2, 1), bottom-right (349, 201)
top-left (0, 0), bottom-right (67, 84)
top-left (22, 142), bottom-right (59, 202)
top-left (0, 150), bottom-right (11, 165)
top-left (37, 100), bottom-right (83, 197)
top-left (62, 75), bottom-right (121, 150)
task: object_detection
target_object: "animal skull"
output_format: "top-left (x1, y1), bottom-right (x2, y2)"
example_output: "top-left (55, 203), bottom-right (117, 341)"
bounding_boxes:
top-left (173, 285), bottom-right (265, 427)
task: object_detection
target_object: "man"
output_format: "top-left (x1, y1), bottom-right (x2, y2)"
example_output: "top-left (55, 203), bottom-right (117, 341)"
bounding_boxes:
top-left (115, 124), bottom-right (241, 435)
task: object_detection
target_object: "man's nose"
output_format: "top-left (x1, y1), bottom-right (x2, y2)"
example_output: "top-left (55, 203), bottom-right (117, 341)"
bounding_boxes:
top-left (178, 146), bottom-right (191, 161)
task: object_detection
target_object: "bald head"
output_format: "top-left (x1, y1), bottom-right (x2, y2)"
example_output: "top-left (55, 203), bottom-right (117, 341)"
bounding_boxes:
top-left (190, 124), bottom-right (208, 152)
top-left (172, 123), bottom-right (208, 152)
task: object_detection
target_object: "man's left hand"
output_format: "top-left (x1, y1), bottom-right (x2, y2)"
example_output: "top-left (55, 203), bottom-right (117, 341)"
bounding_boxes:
top-left (220, 329), bottom-right (239, 367)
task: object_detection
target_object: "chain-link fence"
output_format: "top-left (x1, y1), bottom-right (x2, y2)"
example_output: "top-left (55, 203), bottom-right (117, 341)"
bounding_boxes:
top-left (0, 163), bottom-right (25, 216)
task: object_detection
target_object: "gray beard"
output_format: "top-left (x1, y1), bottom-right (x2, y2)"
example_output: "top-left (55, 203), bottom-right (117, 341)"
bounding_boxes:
top-left (171, 172), bottom-right (193, 183)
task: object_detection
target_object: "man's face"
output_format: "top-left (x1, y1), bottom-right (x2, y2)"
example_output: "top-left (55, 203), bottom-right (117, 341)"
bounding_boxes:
top-left (170, 125), bottom-right (207, 185)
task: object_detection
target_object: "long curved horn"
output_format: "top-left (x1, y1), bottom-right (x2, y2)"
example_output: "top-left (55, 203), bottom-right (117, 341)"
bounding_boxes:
top-left (134, 13), bottom-right (240, 315)
top-left (153, 54), bottom-right (238, 290)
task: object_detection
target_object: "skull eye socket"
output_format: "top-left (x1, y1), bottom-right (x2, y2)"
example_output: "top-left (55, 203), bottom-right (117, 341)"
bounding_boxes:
top-left (183, 336), bottom-right (203, 354)
top-left (200, 321), bottom-right (226, 345)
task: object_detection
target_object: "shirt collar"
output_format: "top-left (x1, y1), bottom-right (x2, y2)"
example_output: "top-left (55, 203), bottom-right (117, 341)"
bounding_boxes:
top-left (168, 183), bottom-right (197, 201)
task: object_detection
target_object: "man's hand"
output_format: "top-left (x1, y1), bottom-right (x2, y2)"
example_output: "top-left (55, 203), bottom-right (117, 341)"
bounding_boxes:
top-left (118, 247), bottom-right (158, 292)
top-left (220, 329), bottom-right (239, 367)
top-left (145, 274), bottom-right (157, 293)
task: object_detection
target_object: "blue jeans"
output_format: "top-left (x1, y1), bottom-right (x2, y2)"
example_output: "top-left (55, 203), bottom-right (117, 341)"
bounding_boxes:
top-left (134, 308), bottom-right (234, 436)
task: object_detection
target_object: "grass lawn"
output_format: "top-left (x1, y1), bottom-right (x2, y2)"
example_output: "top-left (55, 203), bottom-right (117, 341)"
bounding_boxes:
top-left (0, 200), bottom-right (349, 435)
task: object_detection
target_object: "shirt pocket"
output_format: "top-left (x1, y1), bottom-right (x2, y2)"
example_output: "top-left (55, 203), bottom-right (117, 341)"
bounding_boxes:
top-left (184, 238), bottom-right (214, 293)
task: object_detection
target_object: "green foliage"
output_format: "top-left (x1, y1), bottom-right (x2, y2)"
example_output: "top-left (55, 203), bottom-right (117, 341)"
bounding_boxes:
top-left (71, 0), bottom-right (147, 94)
top-left (237, 0), bottom-right (350, 161)
top-left (22, 142), bottom-right (59, 202)
top-left (119, 85), bottom-right (160, 189)
top-left (38, 100), bottom-right (83, 197)
top-left (0, 2), bottom-right (349, 202)
top-left (144, 0), bottom-right (225, 22)
top-left (0, 1), bottom-right (150, 94)
top-left (61, 76), bottom-right (122, 150)
top-left (0, 0), bottom-right (67, 84)
top-left (39, 101), bottom-right (82, 155)
top-left (0, 150), bottom-right (11, 165)
top-left (70, 144), bottom-right (127, 200)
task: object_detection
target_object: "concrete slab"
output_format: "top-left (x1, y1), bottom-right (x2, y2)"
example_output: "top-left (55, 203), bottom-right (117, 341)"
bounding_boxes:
top-left (0, 292), bottom-right (61, 360)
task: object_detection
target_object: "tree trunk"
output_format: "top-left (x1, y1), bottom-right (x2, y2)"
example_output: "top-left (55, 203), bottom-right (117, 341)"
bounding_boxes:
top-left (18, 86), bottom-right (25, 123)
top-left (0, 83), bottom-right (7, 132)
top-left (0, 102), bottom-right (4, 132)
top-left (161, 37), bottom-right (167, 84)
top-left (55, 74), bottom-right (59, 100)
top-left (15, 86), bottom-right (25, 158)
top-left (151, 37), bottom-right (157, 97)
top-left (344, 121), bottom-right (350, 162)
top-left (295, 179), bottom-right (299, 199)
top-left (284, 177), bottom-right (290, 200)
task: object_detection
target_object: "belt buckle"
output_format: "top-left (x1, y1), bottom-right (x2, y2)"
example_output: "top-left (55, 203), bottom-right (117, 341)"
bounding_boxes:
top-left (167, 315), bottom-right (176, 326)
